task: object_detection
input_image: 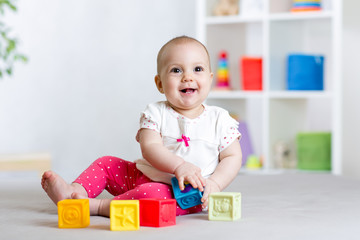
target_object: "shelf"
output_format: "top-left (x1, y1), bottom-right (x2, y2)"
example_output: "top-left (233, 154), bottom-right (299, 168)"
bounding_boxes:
top-left (268, 91), bottom-right (333, 99)
top-left (197, 0), bottom-right (341, 174)
top-left (208, 90), bottom-right (332, 99)
top-left (208, 90), bottom-right (263, 99)
top-left (205, 11), bottom-right (333, 25)
top-left (269, 11), bottom-right (333, 21)
top-left (206, 15), bottom-right (263, 25)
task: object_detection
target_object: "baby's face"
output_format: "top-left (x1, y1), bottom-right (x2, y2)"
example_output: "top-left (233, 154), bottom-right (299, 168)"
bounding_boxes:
top-left (155, 41), bottom-right (213, 116)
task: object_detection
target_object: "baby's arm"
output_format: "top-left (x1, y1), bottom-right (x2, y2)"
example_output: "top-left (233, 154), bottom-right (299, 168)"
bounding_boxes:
top-left (138, 128), bottom-right (205, 191)
top-left (201, 140), bottom-right (242, 208)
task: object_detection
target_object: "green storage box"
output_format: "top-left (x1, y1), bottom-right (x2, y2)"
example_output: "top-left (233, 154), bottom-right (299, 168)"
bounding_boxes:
top-left (296, 132), bottom-right (331, 170)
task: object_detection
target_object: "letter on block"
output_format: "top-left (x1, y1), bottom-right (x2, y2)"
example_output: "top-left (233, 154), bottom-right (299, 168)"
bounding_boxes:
top-left (58, 199), bottom-right (90, 228)
top-left (110, 200), bottom-right (139, 231)
top-left (139, 198), bottom-right (176, 227)
top-left (209, 192), bottom-right (241, 221)
top-left (171, 177), bottom-right (202, 209)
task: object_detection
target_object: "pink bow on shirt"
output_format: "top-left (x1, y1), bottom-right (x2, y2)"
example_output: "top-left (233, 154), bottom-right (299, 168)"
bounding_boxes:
top-left (177, 134), bottom-right (190, 147)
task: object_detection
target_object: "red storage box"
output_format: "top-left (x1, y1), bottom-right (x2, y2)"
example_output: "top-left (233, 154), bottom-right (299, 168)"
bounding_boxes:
top-left (241, 57), bottom-right (262, 90)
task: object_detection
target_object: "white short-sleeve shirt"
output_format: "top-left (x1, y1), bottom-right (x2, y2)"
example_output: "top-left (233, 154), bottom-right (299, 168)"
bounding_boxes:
top-left (135, 101), bottom-right (241, 184)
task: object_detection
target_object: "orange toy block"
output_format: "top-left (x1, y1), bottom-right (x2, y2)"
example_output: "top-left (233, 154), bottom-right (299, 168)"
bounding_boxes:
top-left (58, 199), bottom-right (90, 228)
top-left (110, 200), bottom-right (140, 231)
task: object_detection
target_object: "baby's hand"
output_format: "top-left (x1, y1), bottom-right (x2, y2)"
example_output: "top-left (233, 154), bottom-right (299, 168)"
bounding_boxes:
top-left (174, 162), bottom-right (205, 192)
top-left (201, 178), bottom-right (221, 209)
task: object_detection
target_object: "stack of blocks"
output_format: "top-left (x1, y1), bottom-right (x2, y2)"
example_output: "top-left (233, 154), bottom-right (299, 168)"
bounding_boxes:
top-left (291, 0), bottom-right (322, 12)
top-left (215, 51), bottom-right (231, 90)
top-left (56, 179), bottom-right (241, 230)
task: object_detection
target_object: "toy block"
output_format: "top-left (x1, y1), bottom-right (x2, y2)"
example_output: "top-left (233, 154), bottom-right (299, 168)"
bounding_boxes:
top-left (171, 177), bottom-right (203, 209)
top-left (209, 192), bottom-right (241, 221)
top-left (139, 198), bottom-right (176, 227)
top-left (110, 200), bottom-right (139, 231)
top-left (57, 199), bottom-right (90, 228)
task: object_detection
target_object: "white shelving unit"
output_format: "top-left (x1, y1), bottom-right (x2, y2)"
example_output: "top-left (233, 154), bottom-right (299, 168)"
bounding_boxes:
top-left (196, 0), bottom-right (342, 174)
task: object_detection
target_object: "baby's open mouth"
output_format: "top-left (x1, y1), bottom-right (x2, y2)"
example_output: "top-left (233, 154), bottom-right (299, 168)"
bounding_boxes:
top-left (180, 88), bottom-right (196, 94)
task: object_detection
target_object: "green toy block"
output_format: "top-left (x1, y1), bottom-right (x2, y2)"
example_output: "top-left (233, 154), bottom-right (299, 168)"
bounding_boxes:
top-left (296, 132), bottom-right (331, 171)
top-left (209, 192), bottom-right (241, 221)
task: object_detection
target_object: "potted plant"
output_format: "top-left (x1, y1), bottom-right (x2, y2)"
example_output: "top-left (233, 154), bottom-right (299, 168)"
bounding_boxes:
top-left (0, 0), bottom-right (27, 78)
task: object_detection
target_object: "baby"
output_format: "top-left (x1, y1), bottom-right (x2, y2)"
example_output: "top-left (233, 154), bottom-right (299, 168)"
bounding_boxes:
top-left (41, 36), bottom-right (242, 217)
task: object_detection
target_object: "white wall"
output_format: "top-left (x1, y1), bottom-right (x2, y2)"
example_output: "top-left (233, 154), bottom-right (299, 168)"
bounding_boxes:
top-left (1, 0), bottom-right (359, 181)
top-left (0, 0), bottom-right (196, 181)
top-left (342, 0), bottom-right (360, 179)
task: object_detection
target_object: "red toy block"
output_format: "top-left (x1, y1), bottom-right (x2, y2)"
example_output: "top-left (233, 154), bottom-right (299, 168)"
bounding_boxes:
top-left (241, 56), bottom-right (262, 90)
top-left (139, 199), bottom-right (176, 227)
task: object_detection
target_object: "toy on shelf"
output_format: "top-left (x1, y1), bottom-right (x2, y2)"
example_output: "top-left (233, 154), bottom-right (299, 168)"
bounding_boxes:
top-left (291, 0), bottom-right (322, 12)
top-left (213, 0), bottom-right (239, 16)
top-left (209, 192), bottom-right (241, 221)
top-left (110, 200), bottom-right (140, 231)
top-left (238, 121), bottom-right (254, 166)
top-left (287, 53), bottom-right (324, 90)
top-left (246, 155), bottom-right (261, 169)
top-left (171, 177), bottom-right (203, 209)
top-left (274, 141), bottom-right (296, 169)
top-left (214, 51), bottom-right (231, 90)
top-left (139, 199), bottom-right (176, 227)
top-left (296, 132), bottom-right (331, 171)
top-left (241, 56), bottom-right (262, 90)
top-left (57, 199), bottom-right (90, 228)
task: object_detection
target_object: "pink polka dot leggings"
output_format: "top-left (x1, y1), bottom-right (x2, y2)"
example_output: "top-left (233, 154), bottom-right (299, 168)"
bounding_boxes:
top-left (73, 156), bottom-right (202, 216)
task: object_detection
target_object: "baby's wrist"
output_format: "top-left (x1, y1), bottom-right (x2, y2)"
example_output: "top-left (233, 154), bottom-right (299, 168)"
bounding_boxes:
top-left (173, 160), bottom-right (185, 174)
top-left (209, 177), bottom-right (222, 191)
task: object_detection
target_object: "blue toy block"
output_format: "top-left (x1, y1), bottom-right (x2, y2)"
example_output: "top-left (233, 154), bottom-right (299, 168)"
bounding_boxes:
top-left (287, 54), bottom-right (324, 90)
top-left (171, 177), bottom-right (203, 209)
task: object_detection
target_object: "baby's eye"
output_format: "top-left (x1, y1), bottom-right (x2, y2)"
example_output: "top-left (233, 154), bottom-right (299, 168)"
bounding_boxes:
top-left (170, 68), bottom-right (182, 73)
top-left (194, 66), bottom-right (204, 72)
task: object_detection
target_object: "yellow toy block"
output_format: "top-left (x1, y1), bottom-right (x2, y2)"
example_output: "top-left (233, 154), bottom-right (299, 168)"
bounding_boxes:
top-left (58, 199), bottom-right (90, 228)
top-left (110, 200), bottom-right (139, 231)
top-left (209, 192), bottom-right (241, 221)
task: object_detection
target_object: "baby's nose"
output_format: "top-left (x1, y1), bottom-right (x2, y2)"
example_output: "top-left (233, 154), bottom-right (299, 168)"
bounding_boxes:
top-left (182, 72), bottom-right (193, 82)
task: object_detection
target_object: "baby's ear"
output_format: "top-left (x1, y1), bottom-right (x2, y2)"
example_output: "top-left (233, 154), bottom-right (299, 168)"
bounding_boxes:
top-left (155, 75), bottom-right (164, 94)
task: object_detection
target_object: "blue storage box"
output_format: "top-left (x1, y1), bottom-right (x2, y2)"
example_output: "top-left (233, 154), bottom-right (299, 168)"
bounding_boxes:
top-left (287, 54), bottom-right (324, 90)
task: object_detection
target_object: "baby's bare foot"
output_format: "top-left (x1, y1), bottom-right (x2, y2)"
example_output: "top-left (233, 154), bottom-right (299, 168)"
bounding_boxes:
top-left (41, 170), bottom-right (80, 204)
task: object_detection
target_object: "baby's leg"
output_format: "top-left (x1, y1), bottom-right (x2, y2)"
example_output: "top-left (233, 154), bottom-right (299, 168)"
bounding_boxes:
top-left (72, 192), bottom-right (111, 216)
top-left (41, 170), bottom-right (87, 204)
top-left (72, 156), bottom-right (150, 198)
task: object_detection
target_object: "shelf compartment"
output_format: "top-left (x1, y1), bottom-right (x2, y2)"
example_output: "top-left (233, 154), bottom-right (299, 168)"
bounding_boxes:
top-left (207, 22), bottom-right (263, 91)
top-left (208, 90), bottom-right (263, 99)
top-left (269, 11), bottom-right (333, 21)
top-left (269, 98), bottom-right (332, 168)
top-left (269, 18), bottom-right (332, 91)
